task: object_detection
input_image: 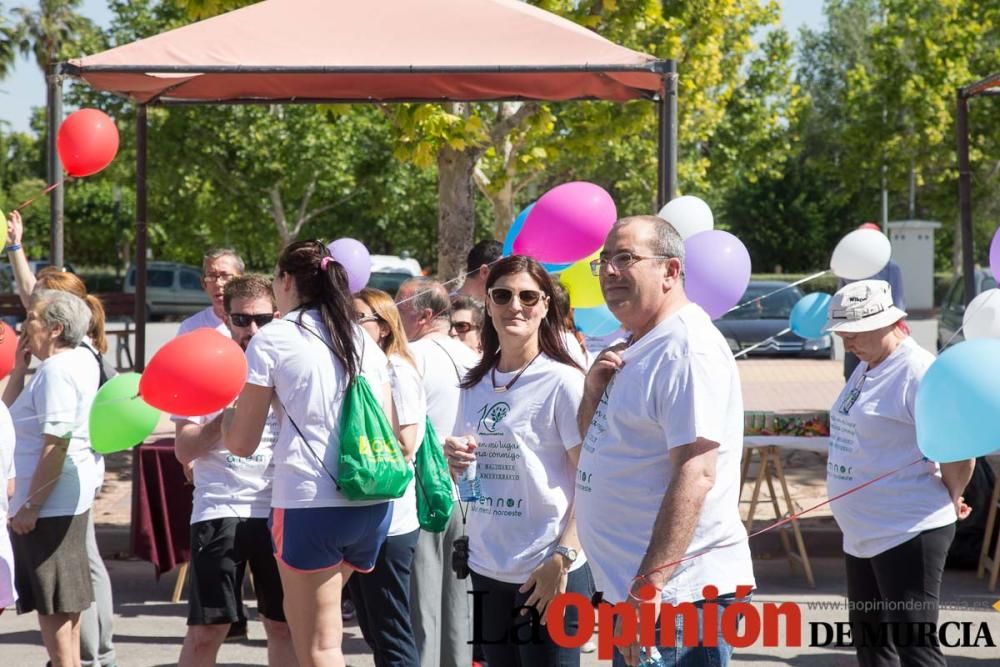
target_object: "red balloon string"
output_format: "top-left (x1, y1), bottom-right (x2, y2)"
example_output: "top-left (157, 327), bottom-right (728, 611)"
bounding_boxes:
top-left (629, 455), bottom-right (927, 598)
top-left (12, 176), bottom-right (74, 212)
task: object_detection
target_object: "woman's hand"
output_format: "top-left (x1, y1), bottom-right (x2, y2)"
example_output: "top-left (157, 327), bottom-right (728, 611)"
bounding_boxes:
top-left (10, 503), bottom-right (40, 535)
top-left (6, 209), bottom-right (23, 246)
top-left (519, 555), bottom-right (569, 623)
top-left (953, 494), bottom-right (972, 521)
top-left (443, 436), bottom-right (476, 478)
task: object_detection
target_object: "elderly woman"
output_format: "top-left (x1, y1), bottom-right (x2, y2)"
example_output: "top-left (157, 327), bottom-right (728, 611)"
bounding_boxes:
top-left (3, 290), bottom-right (100, 667)
top-left (825, 279), bottom-right (974, 667)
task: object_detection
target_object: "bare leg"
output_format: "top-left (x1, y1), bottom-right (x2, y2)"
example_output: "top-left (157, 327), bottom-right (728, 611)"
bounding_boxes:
top-left (178, 623), bottom-right (230, 667)
top-left (38, 611), bottom-right (81, 667)
top-left (262, 616), bottom-right (299, 667)
top-left (278, 563), bottom-right (353, 667)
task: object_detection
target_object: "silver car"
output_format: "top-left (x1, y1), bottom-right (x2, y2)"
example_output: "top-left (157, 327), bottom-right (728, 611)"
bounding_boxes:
top-left (123, 261), bottom-right (211, 320)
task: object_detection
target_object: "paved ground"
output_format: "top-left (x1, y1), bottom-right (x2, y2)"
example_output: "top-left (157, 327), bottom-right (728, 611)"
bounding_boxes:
top-left (2, 557), bottom-right (998, 665)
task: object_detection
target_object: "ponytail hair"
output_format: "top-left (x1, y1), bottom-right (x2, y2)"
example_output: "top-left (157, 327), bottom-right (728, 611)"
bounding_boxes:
top-left (35, 268), bottom-right (108, 354)
top-left (277, 240), bottom-right (359, 381)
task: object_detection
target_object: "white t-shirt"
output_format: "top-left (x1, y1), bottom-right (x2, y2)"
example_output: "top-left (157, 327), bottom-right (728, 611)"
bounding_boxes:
top-left (1, 402), bottom-right (17, 608)
top-left (583, 327), bottom-right (628, 361)
top-left (410, 335), bottom-right (479, 440)
top-left (178, 307), bottom-right (228, 336)
top-left (386, 354), bottom-right (426, 537)
top-left (457, 354), bottom-right (587, 584)
top-left (561, 330), bottom-right (590, 369)
top-left (577, 304), bottom-right (754, 605)
top-left (10, 346), bottom-right (100, 519)
top-left (180, 409), bottom-right (280, 524)
top-left (828, 337), bottom-right (955, 558)
top-left (245, 309), bottom-right (390, 508)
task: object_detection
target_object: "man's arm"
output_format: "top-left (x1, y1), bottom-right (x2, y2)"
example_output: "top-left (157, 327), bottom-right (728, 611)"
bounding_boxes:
top-left (174, 414), bottom-right (224, 466)
top-left (634, 438), bottom-right (719, 593)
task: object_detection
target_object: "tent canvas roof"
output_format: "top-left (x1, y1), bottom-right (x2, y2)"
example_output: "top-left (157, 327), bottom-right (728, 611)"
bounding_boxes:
top-left (65, 0), bottom-right (666, 104)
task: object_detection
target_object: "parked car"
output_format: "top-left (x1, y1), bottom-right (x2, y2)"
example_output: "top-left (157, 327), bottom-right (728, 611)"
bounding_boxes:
top-left (715, 280), bottom-right (834, 359)
top-left (367, 254), bottom-right (423, 297)
top-left (0, 260), bottom-right (77, 295)
top-left (937, 269), bottom-right (997, 350)
top-left (123, 261), bottom-right (211, 320)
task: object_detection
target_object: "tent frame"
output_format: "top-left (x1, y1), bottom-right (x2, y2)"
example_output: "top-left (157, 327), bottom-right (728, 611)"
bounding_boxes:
top-left (57, 59), bottom-right (678, 371)
top-left (956, 72), bottom-right (1000, 305)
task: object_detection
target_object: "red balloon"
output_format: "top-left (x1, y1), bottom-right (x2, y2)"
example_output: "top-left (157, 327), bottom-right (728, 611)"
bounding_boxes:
top-left (0, 321), bottom-right (17, 381)
top-left (139, 329), bottom-right (248, 417)
top-left (57, 108), bottom-right (120, 177)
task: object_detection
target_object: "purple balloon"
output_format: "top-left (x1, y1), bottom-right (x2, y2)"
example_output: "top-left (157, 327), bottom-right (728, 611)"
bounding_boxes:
top-left (684, 230), bottom-right (752, 320)
top-left (512, 182), bottom-right (616, 264)
top-left (991, 227), bottom-right (1000, 284)
top-left (326, 238), bottom-right (372, 294)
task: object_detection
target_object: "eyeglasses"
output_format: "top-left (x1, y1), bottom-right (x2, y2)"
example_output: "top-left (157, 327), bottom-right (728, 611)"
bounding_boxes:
top-left (229, 313), bottom-right (275, 328)
top-left (356, 313), bottom-right (381, 324)
top-left (450, 321), bottom-right (478, 334)
top-left (590, 252), bottom-right (673, 276)
top-left (204, 272), bottom-right (237, 284)
top-left (487, 288), bottom-right (544, 307)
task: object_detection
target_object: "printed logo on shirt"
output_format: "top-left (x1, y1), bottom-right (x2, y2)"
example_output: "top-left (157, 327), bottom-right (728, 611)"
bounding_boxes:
top-left (576, 468), bottom-right (593, 493)
top-left (477, 402), bottom-right (511, 435)
top-left (473, 494), bottom-right (525, 518)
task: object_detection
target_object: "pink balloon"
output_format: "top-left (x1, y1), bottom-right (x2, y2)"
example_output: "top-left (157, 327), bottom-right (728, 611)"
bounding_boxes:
top-left (684, 230), bottom-right (752, 320)
top-left (512, 182), bottom-right (616, 264)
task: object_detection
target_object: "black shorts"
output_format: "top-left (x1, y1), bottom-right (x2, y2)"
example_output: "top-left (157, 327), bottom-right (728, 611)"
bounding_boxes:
top-left (187, 517), bottom-right (285, 625)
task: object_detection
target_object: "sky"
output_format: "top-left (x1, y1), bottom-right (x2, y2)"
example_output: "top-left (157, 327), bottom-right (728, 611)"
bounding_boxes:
top-left (0, 0), bottom-right (826, 134)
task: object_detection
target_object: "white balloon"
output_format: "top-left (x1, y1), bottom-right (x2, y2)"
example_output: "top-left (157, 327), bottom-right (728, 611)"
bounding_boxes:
top-left (963, 288), bottom-right (1000, 340)
top-left (830, 228), bottom-right (892, 280)
top-left (657, 195), bottom-right (714, 240)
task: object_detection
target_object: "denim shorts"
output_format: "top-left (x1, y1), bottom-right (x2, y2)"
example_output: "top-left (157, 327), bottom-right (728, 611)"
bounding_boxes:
top-left (269, 504), bottom-right (392, 573)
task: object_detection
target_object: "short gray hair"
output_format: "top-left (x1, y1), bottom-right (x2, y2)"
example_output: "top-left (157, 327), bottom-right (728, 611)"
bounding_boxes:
top-left (31, 289), bottom-right (91, 347)
top-left (616, 215), bottom-right (685, 262)
top-left (398, 277), bottom-right (451, 322)
top-left (203, 248), bottom-right (245, 274)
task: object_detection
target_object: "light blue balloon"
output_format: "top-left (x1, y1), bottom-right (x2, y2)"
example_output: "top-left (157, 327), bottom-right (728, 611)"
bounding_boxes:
top-left (574, 304), bottom-right (621, 337)
top-left (789, 292), bottom-right (832, 339)
top-left (542, 260), bottom-right (573, 273)
top-left (503, 204), bottom-right (534, 256)
top-left (915, 339), bottom-right (1000, 462)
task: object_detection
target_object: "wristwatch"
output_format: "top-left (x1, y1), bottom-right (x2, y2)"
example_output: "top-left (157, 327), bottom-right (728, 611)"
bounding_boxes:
top-left (554, 545), bottom-right (578, 564)
top-left (22, 500), bottom-right (35, 511)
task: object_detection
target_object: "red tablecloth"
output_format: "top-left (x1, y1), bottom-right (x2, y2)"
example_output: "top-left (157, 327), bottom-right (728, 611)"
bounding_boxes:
top-left (132, 438), bottom-right (192, 578)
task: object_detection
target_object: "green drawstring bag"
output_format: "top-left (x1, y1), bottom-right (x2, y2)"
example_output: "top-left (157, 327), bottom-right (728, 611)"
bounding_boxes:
top-left (414, 418), bottom-right (455, 532)
top-left (338, 375), bottom-right (413, 501)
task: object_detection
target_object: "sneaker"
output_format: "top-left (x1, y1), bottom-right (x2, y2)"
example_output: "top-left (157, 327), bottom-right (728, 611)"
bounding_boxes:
top-left (342, 599), bottom-right (356, 621)
top-left (581, 640), bottom-right (597, 653)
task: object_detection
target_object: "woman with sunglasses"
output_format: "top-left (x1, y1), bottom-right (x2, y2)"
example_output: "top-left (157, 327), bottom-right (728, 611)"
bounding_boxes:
top-left (449, 295), bottom-right (483, 353)
top-left (444, 255), bottom-right (590, 666)
top-left (348, 288), bottom-right (423, 666)
top-left (223, 241), bottom-right (393, 667)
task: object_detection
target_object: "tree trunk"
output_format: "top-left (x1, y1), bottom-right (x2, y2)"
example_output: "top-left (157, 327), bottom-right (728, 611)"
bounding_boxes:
top-left (492, 178), bottom-right (515, 242)
top-left (437, 145), bottom-right (478, 283)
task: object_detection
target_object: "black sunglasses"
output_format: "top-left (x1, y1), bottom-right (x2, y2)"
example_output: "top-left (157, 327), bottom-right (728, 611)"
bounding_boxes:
top-left (229, 313), bottom-right (275, 328)
top-left (450, 321), bottom-right (478, 334)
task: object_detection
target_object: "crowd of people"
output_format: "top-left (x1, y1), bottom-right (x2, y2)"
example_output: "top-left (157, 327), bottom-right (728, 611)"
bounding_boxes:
top-left (0, 206), bottom-right (977, 667)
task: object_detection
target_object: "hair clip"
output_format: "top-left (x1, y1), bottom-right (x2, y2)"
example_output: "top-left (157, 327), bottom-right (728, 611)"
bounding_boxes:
top-left (319, 256), bottom-right (333, 271)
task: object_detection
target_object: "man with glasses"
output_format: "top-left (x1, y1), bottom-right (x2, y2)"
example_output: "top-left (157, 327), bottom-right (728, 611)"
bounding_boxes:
top-left (174, 275), bottom-right (295, 667)
top-left (576, 216), bottom-right (754, 667)
top-left (395, 277), bottom-right (478, 667)
top-left (177, 248), bottom-right (245, 335)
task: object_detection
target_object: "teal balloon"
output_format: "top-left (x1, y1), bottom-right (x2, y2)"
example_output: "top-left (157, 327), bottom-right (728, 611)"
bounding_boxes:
top-left (542, 260), bottom-right (573, 273)
top-left (89, 372), bottom-right (161, 454)
top-left (789, 292), bottom-right (832, 339)
top-left (915, 339), bottom-right (1000, 462)
top-left (574, 304), bottom-right (621, 337)
top-left (503, 204), bottom-right (534, 256)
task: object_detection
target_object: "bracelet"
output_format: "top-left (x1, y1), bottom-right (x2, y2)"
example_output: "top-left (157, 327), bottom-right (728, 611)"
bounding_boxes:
top-left (5, 243), bottom-right (22, 253)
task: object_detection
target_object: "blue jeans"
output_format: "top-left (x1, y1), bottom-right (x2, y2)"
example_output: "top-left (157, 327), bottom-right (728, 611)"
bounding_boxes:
top-left (612, 592), bottom-right (751, 667)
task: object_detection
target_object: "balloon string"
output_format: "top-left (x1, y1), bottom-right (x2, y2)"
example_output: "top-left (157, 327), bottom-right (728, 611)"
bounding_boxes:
top-left (732, 327), bottom-right (791, 359)
top-left (727, 270), bottom-right (830, 314)
top-left (392, 257), bottom-right (505, 308)
top-left (6, 393), bottom-right (147, 425)
top-left (12, 177), bottom-right (73, 212)
top-left (630, 456), bottom-right (926, 595)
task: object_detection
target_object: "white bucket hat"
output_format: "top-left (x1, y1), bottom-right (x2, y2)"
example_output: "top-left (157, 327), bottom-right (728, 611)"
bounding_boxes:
top-left (824, 279), bottom-right (907, 333)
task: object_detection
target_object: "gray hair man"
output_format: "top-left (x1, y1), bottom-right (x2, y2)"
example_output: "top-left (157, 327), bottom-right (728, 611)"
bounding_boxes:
top-left (178, 248), bottom-right (245, 336)
top-left (575, 215), bottom-right (754, 666)
top-left (395, 277), bottom-right (479, 667)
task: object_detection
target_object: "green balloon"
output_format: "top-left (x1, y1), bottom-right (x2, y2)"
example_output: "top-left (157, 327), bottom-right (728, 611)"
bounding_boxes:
top-left (89, 372), bottom-right (161, 454)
